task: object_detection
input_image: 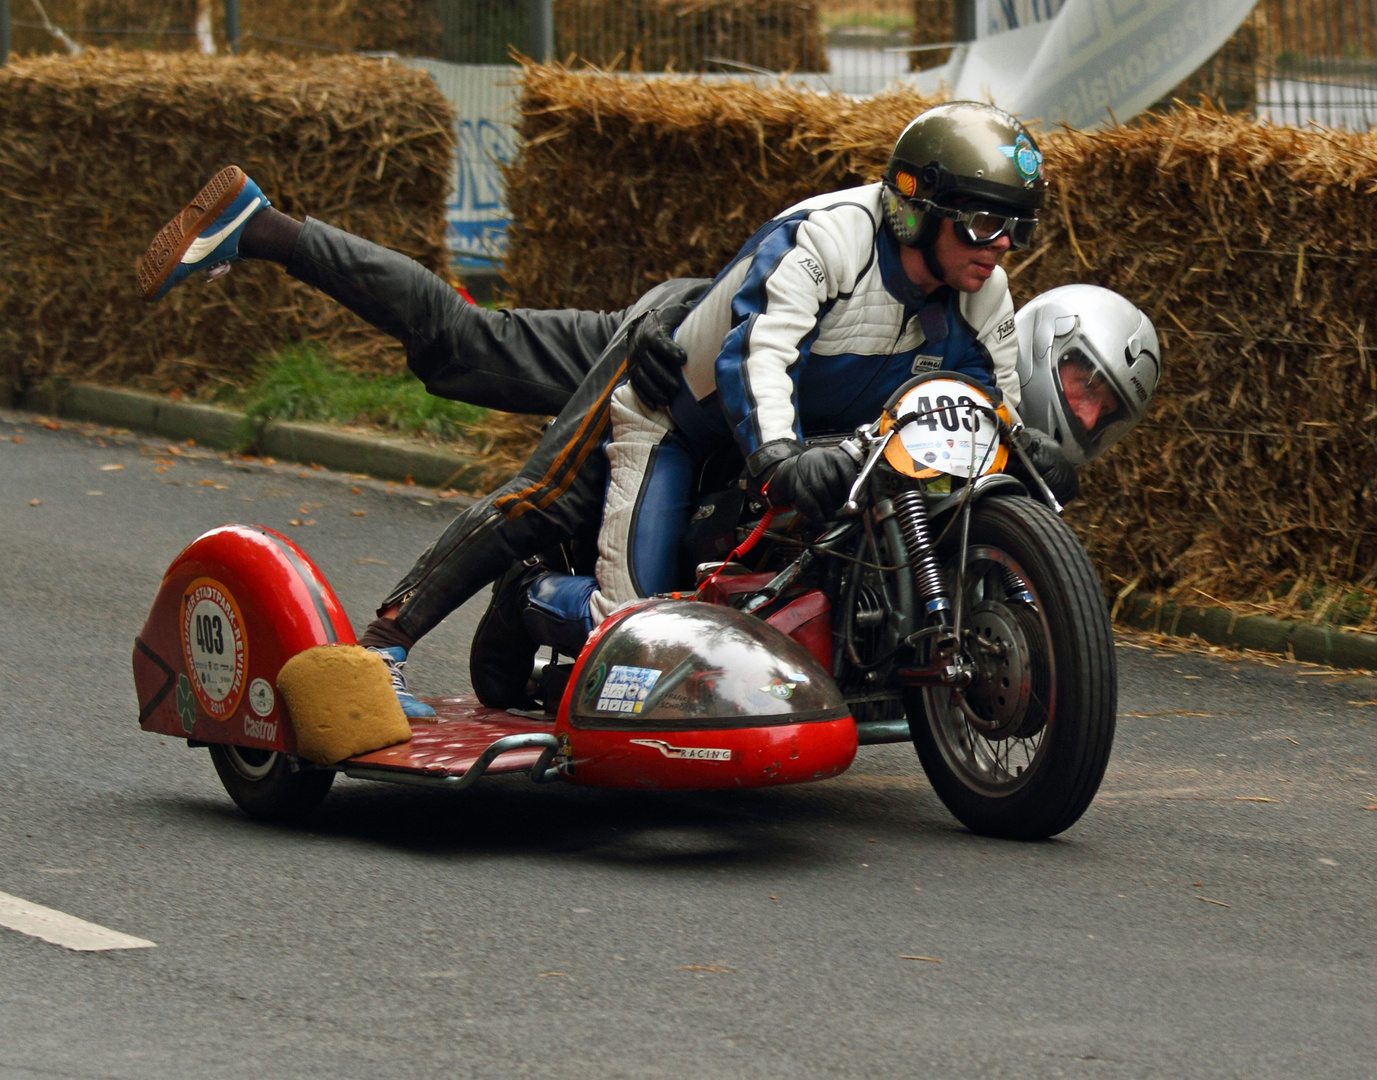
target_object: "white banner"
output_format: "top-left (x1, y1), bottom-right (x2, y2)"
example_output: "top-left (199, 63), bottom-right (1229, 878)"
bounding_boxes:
top-left (951, 0), bottom-right (1258, 130)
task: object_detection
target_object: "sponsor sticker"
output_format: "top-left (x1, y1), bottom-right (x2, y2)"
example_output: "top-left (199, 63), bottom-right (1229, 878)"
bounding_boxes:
top-left (595, 665), bottom-right (661, 715)
top-left (629, 739), bottom-right (732, 762)
top-left (243, 714), bottom-right (278, 742)
top-left (996, 316), bottom-right (1016, 342)
top-left (797, 255), bottom-right (825, 286)
top-left (180, 579), bottom-right (247, 720)
top-left (247, 678), bottom-right (275, 717)
top-left (999, 134), bottom-right (1043, 183)
top-left (175, 674), bottom-right (196, 735)
top-left (895, 170), bottom-right (917, 197)
top-left (911, 354), bottom-right (941, 374)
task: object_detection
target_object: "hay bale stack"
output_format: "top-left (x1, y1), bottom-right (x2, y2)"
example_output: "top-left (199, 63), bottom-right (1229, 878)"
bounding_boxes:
top-left (7, 1), bottom-right (440, 58)
top-left (504, 64), bottom-right (925, 310)
top-left (504, 64), bottom-right (1377, 600)
top-left (553, 0), bottom-right (829, 73)
top-left (1032, 111), bottom-right (1377, 600)
top-left (0, 50), bottom-right (454, 397)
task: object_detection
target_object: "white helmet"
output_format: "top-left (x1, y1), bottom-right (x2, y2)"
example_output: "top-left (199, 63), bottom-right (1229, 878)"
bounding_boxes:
top-left (1014, 284), bottom-right (1161, 466)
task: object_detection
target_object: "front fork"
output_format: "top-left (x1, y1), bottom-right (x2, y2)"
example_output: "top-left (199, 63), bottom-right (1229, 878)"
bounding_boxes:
top-left (883, 489), bottom-right (979, 688)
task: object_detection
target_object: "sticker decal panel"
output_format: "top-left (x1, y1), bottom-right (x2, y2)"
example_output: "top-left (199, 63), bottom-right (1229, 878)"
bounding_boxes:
top-left (247, 678), bottom-right (275, 717)
top-left (595, 665), bottom-right (661, 715)
top-left (629, 739), bottom-right (732, 762)
top-left (179, 577), bottom-right (248, 720)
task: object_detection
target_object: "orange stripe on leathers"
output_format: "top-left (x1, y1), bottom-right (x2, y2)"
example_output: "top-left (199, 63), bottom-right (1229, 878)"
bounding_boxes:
top-left (494, 360), bottom-right (627, 520)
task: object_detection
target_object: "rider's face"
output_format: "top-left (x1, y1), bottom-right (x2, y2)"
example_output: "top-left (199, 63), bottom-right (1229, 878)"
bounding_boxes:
top-left (933, 219), bottom-right (1012, 292)
top-left (1059, 358), bottom-right (1120, 431)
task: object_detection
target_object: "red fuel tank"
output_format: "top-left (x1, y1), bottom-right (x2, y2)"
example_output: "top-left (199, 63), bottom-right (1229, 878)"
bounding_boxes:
top-left (133, 525), bottom-right (354, 754)
top-left (553, 600), bottom-right (857, 790)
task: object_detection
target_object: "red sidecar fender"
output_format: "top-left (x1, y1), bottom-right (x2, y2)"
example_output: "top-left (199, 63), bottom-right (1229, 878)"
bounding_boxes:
top-left (133, 524), bottom-right (355, 753)
top-left (554, 600), bottom-right (857, 789)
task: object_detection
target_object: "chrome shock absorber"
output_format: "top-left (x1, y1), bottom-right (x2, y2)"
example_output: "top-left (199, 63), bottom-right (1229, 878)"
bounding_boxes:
top-left (892, 489), bottom-right (951, 617)
top-left (1001, 567), bottom-right (1034, 606)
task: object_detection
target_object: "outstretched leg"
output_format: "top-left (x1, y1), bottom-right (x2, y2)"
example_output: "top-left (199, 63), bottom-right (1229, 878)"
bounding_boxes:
top-left (136, 166), bottom-right (623, 416)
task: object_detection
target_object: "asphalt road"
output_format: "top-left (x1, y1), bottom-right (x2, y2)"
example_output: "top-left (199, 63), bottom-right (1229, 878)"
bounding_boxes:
top-left (2, 411), bottom-right (1374, 1080)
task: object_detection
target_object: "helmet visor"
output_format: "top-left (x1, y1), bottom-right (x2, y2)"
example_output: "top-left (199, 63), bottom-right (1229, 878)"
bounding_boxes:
top-left (1055, 348), bottom-right (1134, 453)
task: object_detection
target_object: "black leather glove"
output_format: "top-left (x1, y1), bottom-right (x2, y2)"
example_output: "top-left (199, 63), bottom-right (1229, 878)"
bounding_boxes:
top-left (625, 310), bottom-right (687, 410)
top-left (749, 440), bottom-right (859, 524)
top-left (1011, 426), bottom-right (1079, 505)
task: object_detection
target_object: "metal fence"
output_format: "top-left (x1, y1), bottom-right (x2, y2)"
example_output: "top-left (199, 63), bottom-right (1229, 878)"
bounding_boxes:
top-left (3, 1), bottom-right (1375, 129)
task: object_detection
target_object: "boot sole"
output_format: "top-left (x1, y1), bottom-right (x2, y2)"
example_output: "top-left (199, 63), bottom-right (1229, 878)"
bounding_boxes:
top-left (136, 165), bottom-right (247, 302)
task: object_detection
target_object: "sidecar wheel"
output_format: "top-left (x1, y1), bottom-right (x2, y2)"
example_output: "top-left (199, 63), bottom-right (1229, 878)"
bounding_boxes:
top-left (208, 744), bottom-right (335, 823)
top-left (907, 497), bottom-right (1116, 840)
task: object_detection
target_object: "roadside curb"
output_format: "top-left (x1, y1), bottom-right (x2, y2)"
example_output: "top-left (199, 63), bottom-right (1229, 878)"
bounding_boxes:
top-left (19, 383), bottom-right (490, 491)
top-left (1116, 592), bottom-right (1377, 670)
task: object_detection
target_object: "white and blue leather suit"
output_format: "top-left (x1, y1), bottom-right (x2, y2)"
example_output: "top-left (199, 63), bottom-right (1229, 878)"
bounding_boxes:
top-left (525, 181), bottom-right (1022, 640)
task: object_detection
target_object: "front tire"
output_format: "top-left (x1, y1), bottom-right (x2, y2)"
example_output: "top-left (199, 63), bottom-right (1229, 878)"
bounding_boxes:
top-left (208, 744), bottom-right (335, 823)
top-left (907, 497), bottom-right (1116, 840)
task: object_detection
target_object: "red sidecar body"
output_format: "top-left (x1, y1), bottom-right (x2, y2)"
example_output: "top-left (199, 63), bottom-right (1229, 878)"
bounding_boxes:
top-left (134, 525), bottom-right (858, 805)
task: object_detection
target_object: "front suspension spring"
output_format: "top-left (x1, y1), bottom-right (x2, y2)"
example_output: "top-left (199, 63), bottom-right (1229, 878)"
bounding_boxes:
top-left (893, 489), bottom-right (950, 616)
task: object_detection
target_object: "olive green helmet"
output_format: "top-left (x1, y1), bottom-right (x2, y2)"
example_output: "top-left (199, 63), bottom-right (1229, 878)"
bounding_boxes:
top-left (882, 101), bottom-right (1047, 250)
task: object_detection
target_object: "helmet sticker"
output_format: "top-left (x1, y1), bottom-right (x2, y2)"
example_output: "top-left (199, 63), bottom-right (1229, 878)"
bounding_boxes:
top-left (895, 170), bottom-right (917, 197)
top-left (999, 134), bottom-right (1043, 183)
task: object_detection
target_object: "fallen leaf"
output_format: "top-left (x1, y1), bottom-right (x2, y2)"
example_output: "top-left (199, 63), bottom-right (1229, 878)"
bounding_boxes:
top-left (1129, 709), bottom-right (1215, 718)
top-left (309, 462), bottom-right (324, 470)
top-left (1363, 804), bottom-right (1377, 811)
top-left (351, 510), bottom-right (367, 517)
top-left (42, 421), bottom-right (60, 430)
top-left (154, 466), bottom-right (168, 473)
top-left (1286, 736), bottom-right (1300, 745)
top-left (537, 971), bottom-right (565, 978)
top-left (100, 463), bottom-right (124, 472)
top-left (199, 479), bottom-right (215, 486)
top-left (899, 955), bottom-right (942, 963)
top-left (1235, 796), bottom-right (1277, 803)
top-left (11, 436), bottom-right (22, 443)
top-left (86, 491), bottom-right (102, 497)
top-left (355, 557), bottom-right (387, 565)
top-left (288, 518), bottom-right (304, 526)
top-left (417, 500), bottom-right (434, 507)
top-left (676, 965), bottom-right (733, 973)
top-left (260, 457), bottom-right (276, 466)
top-left (404, 474), bottom-right (416, 486)
top-left (214, 484), bottom-right (228, 490)
top-left (1198, 897), bottom-right (1231, 908)
top-left (29, 498), bottom-right (40, 506)
top-left (350, 486), bottom-right (363, 495)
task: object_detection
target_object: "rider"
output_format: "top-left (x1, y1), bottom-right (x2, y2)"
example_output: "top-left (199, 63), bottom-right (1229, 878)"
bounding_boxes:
top-left (140, 101), bottom-right (1071, 714)
top-left (501, 102), bottom-right (1075, 681)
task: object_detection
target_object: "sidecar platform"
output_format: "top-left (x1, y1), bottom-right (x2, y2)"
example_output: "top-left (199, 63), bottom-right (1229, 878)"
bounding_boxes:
top-left (341, 697), bottom-right (559, 789)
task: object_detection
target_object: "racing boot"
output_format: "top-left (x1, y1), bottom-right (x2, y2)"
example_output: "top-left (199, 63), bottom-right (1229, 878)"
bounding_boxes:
top-left (137, 166), bottom-right (272, 302)
top-left (469, 559), bottom-right (549, 710)
top-left (367, 646), bottom-right (437, 720)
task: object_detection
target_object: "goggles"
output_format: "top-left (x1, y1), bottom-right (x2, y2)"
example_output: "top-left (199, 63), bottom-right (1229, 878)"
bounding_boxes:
top-left (916, 198), bottom-right (1040, 250)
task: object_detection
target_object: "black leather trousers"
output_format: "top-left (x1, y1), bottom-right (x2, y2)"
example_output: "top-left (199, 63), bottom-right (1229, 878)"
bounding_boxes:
top-left (285, 217), bottom-right (708, 642)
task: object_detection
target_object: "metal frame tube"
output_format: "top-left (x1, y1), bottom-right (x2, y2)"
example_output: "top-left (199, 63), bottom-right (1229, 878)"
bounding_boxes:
top-left (224, 0), bottom-right (240, 55)
top-left (528, 0), bottom-right (553, 61)
top-left (1, 0), bottom-right (10, 66)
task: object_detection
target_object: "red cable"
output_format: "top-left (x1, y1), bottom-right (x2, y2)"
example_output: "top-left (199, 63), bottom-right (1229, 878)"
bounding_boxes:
top-left (700, 507), bottom-right (778, 593)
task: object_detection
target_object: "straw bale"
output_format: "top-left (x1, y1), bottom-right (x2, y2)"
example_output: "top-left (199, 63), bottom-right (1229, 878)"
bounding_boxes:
top-left (553, 0), bottom-right (828, 73)
top-left (0, 49), bottom-right (454, 397)
top-left (503, 64), bottom-right (1377, 600)
top-left (7, 1), bottom-right (439, 58)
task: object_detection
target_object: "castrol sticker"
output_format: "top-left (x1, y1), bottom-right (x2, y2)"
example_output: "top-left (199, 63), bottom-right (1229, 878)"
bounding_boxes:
top-left (892, 378), bottom-right (1000, 479)
top-left (180, 578), bottom-right (247, 720)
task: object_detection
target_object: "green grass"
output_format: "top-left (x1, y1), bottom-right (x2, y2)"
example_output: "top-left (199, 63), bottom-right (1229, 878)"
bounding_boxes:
top-left (220, 342), bottom-right (488, 442)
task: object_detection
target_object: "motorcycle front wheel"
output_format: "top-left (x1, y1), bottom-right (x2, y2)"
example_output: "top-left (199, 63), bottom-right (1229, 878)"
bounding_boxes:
top-left (906, 496), bottom-right (1116, 840)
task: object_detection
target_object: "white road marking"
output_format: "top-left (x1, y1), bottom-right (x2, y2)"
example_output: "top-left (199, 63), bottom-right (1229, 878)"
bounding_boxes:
top-left (0, 891), bottom-right (156, 951)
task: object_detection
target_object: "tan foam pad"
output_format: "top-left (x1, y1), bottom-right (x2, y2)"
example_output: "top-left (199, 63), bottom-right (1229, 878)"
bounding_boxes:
top-left (276, 645), bottom-right (413, 766)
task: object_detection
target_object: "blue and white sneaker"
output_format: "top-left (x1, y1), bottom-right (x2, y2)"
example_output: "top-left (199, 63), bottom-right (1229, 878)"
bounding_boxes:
top-left (367, 646), bottom-right (437, 720)
top-left (137, 165), bottom-right (269, 302)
